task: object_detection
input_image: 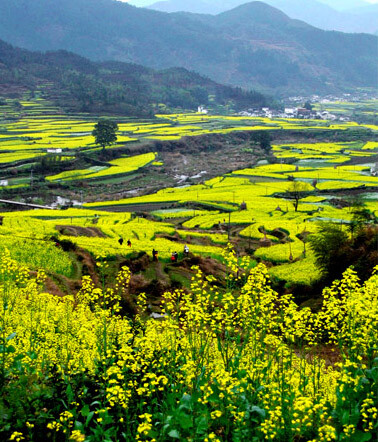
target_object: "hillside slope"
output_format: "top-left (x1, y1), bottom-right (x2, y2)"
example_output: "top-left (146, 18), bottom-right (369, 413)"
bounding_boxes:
top-left (0, 39), bottom-right (267, 115)
top-left (0, 0), bottom-right (376, 94)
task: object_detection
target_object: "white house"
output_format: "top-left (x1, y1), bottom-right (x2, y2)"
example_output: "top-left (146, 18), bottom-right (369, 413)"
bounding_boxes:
top-left (198, 106), bottom-right (208, 114)
top-left (47, 148), bottom-right (63, 153)
top-left (319, 111), bottom-right (337, 121)
top-left (284, 108), bottom-right (295, 116)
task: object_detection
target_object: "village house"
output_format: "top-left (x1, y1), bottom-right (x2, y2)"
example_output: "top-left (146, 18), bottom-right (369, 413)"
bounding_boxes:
top-left (197, 106), bottom-right (208, 114)
top-left (46, 148), bottom-right (63, 153)
top-left (296, 108), bottom-right (312, 118)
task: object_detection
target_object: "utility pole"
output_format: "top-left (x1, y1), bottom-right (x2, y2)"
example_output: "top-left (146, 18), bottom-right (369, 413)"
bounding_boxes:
top-left (228, 212), bottom-right (231, 241)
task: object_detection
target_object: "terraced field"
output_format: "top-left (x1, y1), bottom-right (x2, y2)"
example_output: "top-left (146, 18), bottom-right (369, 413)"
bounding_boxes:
top-left (312, 98), bottom-right (378, 122)
top-left (0, 209), bottom-right (225, 264)
top-left (2, 141), bottom-right (376, 287)
top-left (46, 153), bottom-right (156, 182)
top-left (1, 97), bottom-right (377, 287)
top-left (1, 98), bottom-right (378, 442)
top-left (1, 97), bottom-right (376, 171)
top-left (84, 139), bottom-right (378, 287)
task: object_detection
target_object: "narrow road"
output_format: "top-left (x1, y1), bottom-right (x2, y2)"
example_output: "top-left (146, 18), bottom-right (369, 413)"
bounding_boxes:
top-left (0, 199), bottom-right (54, 210)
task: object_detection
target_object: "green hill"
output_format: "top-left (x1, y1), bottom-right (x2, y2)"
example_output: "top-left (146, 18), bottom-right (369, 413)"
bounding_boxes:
top-left (0, 0), bottom-right (376, 95)
top-left (0, 39), bottom-right (267, 115)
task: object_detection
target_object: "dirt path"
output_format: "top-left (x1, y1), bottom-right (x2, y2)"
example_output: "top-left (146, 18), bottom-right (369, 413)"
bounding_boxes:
top-left (43, 275), bottom-right (66, 297)
top-left (56, 225), bottom-right (107, 238)
top-left (40, 245), bottom-right (101, 297)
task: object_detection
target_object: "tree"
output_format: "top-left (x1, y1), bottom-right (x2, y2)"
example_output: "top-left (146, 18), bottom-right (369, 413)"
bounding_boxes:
top-left (259, 131), bottom-right (271, 152)
top-left (285, 181), bottom-right (311, 212)
top-left (309, 223), bottom-right (349, 280)
top-left (92, 119), bottom-right (118, 151)
top-left (349, 206), bottom-right (378, 235)
top-left (304, 101), bottom-right (313, 111)
top-left (309, 222), bottom-right (378, 283)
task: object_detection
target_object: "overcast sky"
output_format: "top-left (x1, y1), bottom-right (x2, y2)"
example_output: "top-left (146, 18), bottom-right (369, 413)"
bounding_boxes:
top-left (122, 0), bottom-right (378, 6)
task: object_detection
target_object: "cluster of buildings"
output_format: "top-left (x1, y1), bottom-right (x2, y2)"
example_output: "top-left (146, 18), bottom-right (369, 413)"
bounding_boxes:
top-left (237, 92), bottom-right (376, 121)
top-left (238, 106), bottom-right (343, 120)
top-left (287, 92), bottom-right (377, 104)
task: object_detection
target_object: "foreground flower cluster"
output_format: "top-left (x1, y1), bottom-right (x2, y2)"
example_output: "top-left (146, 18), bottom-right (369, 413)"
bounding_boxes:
top-left (0, 249), bottom-right (377, 441)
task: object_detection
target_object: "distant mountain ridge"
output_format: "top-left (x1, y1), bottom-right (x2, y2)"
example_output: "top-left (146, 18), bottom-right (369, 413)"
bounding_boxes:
top-left (0, 39), bottom-right (267, 115)
top-left (149, 0), bottom-right (221, 14)
top-left (148, 0), bottom-right (378, 34)
top-left (317, 0), bottom-right (369, 10)
top-left (0, 0), bottom-right (376, 95)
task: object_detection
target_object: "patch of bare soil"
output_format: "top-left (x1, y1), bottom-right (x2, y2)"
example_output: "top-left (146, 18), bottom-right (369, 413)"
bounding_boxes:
top-left (296, 345), bottom-right (342, 368)
top-left (35, 245), bottom-right (101, 298)
top-left (75, 247), bottom-right (100, 287)
top-left (31, 272), bottom-right (66, 297)
top-left (177, 255), bottom-right (227, 278)
top-left (55, 225), bottom-right (107, 238)
top-left (120, 252), bottom-right (151, 274)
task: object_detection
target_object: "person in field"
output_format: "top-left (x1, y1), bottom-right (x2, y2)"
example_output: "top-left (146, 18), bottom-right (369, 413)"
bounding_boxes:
top-left (127, 239), bottom-right (132, 247)
top-left (118, 237), bottom-right (124, 246)
top-left (183, 244), bottom-right (189, 257)
top-left (152, 249), bottom-right (158, 262)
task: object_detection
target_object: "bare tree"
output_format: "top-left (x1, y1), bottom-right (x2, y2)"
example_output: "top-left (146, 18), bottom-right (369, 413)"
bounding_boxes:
top-left (285, 181), bottom-right (311, 212)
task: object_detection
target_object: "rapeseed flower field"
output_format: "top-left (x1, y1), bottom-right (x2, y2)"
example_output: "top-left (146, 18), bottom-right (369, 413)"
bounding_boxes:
top-left (84, 141), bottom-right (377, 286)
top-left (1, 101), bottom-right (378, 440)
top-left (46, 153), bottom-right (156, 182)
top-left (1, 98), bottom-right (377, 168)
top-left (0, 249), bottom-right (376, 441)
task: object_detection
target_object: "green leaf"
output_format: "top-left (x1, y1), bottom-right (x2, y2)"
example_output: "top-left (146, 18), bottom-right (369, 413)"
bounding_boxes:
top-left (194, 416), bottom-right (208, 435)
top-left (250, 406), bottom-right (266, 418)
top-left (66, 384), bottom-right (74, 402)
top-left (81, 405), bottom-right (90, 417)
top-left (6, 332), bottom-right (16, 341)
top-left (27, 351), bottom-right (37, 360)
top-left (370, 367), bottom-right (378, 382)
top-left (6, 345), bottom-right (15, 353)
top-left (341, 411), bottom-right (350, 425)
top-left (74, 421), bottom-right (84, 431)
top-left (177, 412), bottom-right (192, 430)
top-left (168, 429), bottom-right (180, 439)
top-left (351, 430), bottom-right (371, 442)
top-left (86, 411), bottom-right (95, 426)
top-left (217, 337), bottom-right (222, 353)
top-left (179, 394), bottom-right (192, 410)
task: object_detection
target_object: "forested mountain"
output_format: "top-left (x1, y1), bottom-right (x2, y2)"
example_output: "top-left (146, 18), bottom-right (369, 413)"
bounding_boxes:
top-left (0, 40), bottom-right (267, 115)
top-left (148, 0), bottom-right (378, 34)
top-left (0, 0), bottom-right (376, 95)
